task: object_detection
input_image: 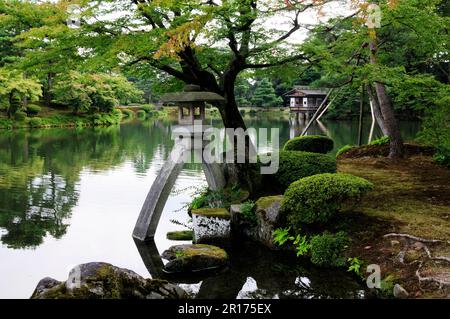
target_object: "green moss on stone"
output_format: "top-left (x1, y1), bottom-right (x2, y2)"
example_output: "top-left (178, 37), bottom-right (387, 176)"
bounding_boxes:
top-left (167, 230), bottom-right (194, 241)
top-left (255, 195), bottom-right (283, 211)
top-left (191, 208), bottom-right (231, 220)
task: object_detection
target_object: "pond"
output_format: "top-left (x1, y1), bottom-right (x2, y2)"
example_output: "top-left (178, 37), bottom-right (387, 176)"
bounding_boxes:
top-left (0, 113), bottom-right (421, 299)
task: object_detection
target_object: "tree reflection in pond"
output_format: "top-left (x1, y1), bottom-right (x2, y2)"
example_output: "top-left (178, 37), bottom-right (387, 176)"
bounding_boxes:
top-left (0, 121), bottom-right (174, 249)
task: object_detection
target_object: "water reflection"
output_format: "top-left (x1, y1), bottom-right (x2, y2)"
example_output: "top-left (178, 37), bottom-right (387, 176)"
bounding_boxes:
top-left (0, 114), bottom-right (420, 298)
top-left (134, 238), bottom-right (367, 299)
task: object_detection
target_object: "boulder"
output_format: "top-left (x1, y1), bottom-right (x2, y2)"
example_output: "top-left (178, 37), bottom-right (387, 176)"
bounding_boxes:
top-left (393, 284), bottom-right (409, 299)
top-left (31, 262), bottom-right (187, 299)
top-left (254, 196), bottom-right (284, 248)
top-left (162, 244), bottom-right (228, 273)
top-left (167, 230), bottom-right (194, 241)
top-left (192, 208), bottom-right (231, 244)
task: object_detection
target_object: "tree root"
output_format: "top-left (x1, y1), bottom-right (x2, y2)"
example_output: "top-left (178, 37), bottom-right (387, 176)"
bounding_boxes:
top-left (384, 233), bottom-right (450, 289)
top-left (384, 233), bottom-right (450, 244)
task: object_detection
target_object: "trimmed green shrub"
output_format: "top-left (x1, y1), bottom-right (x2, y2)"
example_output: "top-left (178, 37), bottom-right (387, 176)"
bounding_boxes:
top-left (121, 108), bottom-right (134, 118)
top-left (25, 104), bottom-right (42, 116)
top-left (136, 110), bottom-right (146, 118)
top-left (140, 104), bottom-right (155, 113)
top-left (29, 117), bottom-right (42, 128)
top-left (275, 151), bottom-right (337, 190)
top-left (283, 135), bottom-right (334, 154)
top-left (282, 173), bottom-right (373, 226)
top-left (310, 231), bottom-right (349, 267)
top-left (370, 136), bottom-right (390, 146)
top-left (14, 111), bottom-right (27, 121)
top-left (336, 145), bottom-right (355, 157)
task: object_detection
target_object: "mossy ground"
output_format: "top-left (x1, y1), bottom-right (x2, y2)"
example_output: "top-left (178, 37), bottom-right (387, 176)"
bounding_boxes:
top-left (336, 155), bottom-right (450, 298)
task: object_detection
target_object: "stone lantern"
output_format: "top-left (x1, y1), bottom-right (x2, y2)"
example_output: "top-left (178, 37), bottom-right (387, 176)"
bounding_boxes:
top-left (161, 84), bottom-right (225, 126)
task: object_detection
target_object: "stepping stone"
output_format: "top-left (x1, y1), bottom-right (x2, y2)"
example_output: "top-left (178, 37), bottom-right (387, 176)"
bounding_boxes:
top-left (191, 208), bottom-right (231, 244)
top-left (166, 230), bottom-right (194, 241)
top-left (161, 244), bottom-right (228, 273)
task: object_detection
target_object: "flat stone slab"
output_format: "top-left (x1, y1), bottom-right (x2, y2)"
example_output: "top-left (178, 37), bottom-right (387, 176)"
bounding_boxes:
top-left (161, 244), bottom-right (228, 273)
top-left (192, 208), bottom-right (231, 244)
top-left (167, 230), bottom-right (194, 241)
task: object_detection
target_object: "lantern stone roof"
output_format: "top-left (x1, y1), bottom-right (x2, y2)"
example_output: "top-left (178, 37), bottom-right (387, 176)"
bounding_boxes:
top-left (161, 85), bottom-right (225, 103)
top-left (283, 86), bottom-right (329, 97)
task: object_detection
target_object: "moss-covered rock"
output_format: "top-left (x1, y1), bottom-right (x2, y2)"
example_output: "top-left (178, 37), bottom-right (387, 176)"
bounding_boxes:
top-left (192, 208), bottom-right (231, 244)
top-left (161, 244), bottom-right (228, 273)
top-left (167, 230), bottom-right (194, 241)
top-left (191, 208), bottom-right (231, 220)
top-left (31, 262), bottom-right (187, 299)
top-left (254, 196), bottom-right (284, 249)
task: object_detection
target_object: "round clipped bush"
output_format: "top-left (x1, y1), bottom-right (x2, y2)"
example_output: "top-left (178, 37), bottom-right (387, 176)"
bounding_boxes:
top-left (275, 151), bottom-right (337, 190)
top-left (140, 104), bottom-right (155, 113)
top-left (121, 108), bottom-right (134, 118)
top-left (136, 110), bottom-right (146, 118)
top-left (14, 111), bottom-right (27, 121)
top-left (29, 117), bottom-right (42, 128)
top-left (281, 173), bottom-right (373, 227)
top-left (25, 104), bottom-right (42, 116)
top-left (283, 135), bottom-right (334, 153)
top-left (310, 231), bottom-right (349, 267)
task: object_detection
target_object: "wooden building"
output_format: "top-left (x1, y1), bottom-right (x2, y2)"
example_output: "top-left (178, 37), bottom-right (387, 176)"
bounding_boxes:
top-left (283, 86), bottom-right (329, 120)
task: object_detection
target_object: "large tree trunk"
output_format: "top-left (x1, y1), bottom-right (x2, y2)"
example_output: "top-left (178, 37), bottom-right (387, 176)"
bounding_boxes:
top-left (373, 81), bottom-right (404, 158)
top-left (366, 84), bottom-right (388, 135)
top-left (369, 36), bottom-right (404, 159)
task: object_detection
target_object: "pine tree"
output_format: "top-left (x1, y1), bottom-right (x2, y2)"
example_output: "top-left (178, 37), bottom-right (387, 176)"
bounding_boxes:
top-left (251, 78), bottom-right (283, 108)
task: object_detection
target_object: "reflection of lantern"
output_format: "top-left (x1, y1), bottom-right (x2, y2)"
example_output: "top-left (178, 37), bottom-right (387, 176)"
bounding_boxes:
top-left (161, 85), bottom-right (225, 125)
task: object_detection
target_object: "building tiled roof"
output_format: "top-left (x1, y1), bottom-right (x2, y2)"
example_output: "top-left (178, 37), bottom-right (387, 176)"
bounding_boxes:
top-left (284, 86), bottom-right (328, 97)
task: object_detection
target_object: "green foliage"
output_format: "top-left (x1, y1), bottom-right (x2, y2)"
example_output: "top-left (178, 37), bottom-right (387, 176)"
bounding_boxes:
top-left (121, 109), bottom-right (134, 118)
top-left (282, 173), bottom-right (373, 227)
top-left (251, 78), bottom-right (283, 108)
top-left (347, 257), bottom-right (362, 276)
top-left (293, 234), bottom-right (311, 257)
top-left (140, 104), bottom-right (155, 113)
top-left (53, 72), bottom-right (141, 114)
top-left (417, 91), bottom-right (450, 167)
top-left (336, 145), bottom-right (355, 158)
top-left (283, 135), bottom-right (334, 154)
top-left (14, 111), bottom-right (27, 121)
top-left (25, 104), bottom-right (41, 116)
top-left (0, 69), bottom-right (42, 117)
top-left (275, 151), bottom-right (337, 190)
top-left (310, 231), bottom-right (349, 267)
top-left (369, 136), bottom-right (390, 146)
top-left (240, 200), bottom-right (256, 223)
top-left (273, 227), bottom-right (293, 246)
top-left (29, 117), bottom-right (42, 128)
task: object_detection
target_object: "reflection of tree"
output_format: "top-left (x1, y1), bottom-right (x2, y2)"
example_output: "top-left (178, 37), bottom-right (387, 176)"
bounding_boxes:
top-left (0, 173), bottom-right (78, 249)
top-left (0, 120), bottom-right (174, 249)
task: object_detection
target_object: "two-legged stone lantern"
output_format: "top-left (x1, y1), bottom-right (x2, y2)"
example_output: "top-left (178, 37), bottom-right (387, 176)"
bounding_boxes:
top-left (133, 85), bottom-right (227, 242)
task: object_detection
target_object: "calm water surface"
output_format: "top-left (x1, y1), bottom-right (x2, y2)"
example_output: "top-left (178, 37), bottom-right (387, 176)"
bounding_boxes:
top-left (0, 114), bottom-right (420, 298)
